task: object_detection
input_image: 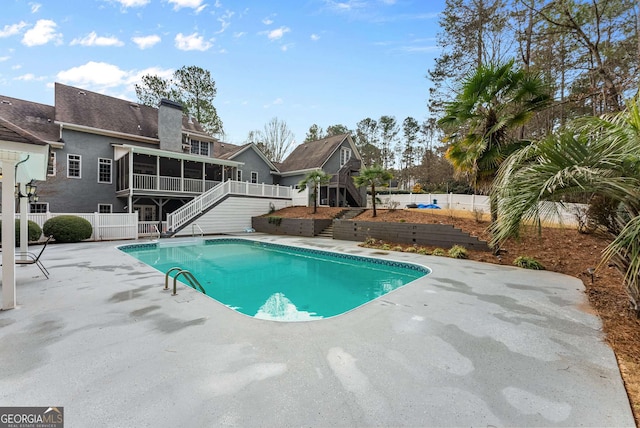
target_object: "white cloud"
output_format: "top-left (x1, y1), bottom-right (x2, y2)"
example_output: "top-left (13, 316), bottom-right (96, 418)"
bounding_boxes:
top-left (175, 32), bottom-right (212, 51)
top-left (15, 73), bottom-right (45, 81)
top-left (216, 10), bottom-right (234, 34)
top-left (310, 33), bottom-right (320, 41)
top-left (57, 61), bottom-right (129, 88)
top-left (380, 0), bottom-right (396, 4)
top-left (128, 66), bottom-right (174, 84)
top-left (70, 31), bottom-right (124, 47)
top-left (167, 0), bottom-right (206, 10)
top-left (132, 34), bottom-right (161, 49)
top-left (114, 0), bottom-right (150, 6)
top-left (30, 3), bottom-right (42, 13)
top-left (264, 97), bottom-right (284, 108)
top-left (233, 31), bottom-right (246, 38)
top-left (262, 18), bottom-right (273, 25)
top-left (0, 22), bottom-right (28, 38)
top-left (324, 0), bottom-right (366, 11)
top-left (266, 26), bottom-right (290, 41)
top-left (22, 19), bottom-right (62, 46)
top-left (56, 62), bottom-right (174, 97)
top-left (281, 44), bottom-right (294, 51)
top-left (0, 56), bottom-right (10, 62)
top-left (12, 64), bottom-right (22, 70)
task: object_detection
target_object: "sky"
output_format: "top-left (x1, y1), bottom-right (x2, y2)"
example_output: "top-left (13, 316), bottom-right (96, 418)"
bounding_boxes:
top-left (0, 0), bottom-right (445, 145)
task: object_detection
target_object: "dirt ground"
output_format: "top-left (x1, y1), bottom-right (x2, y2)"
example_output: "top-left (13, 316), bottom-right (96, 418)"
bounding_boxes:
top-left (272, 206), bottom-right (640, 424)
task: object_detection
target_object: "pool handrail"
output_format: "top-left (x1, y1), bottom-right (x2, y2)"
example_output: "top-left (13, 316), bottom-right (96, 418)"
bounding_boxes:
top-left (164, 267), bottom-right (205, 296)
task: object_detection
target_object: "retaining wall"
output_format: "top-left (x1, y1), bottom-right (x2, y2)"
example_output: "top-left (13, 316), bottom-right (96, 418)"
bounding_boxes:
top-left (252, 217), bottom-right (332, 237)
top-left (333, 220), bottom-right (491, 251)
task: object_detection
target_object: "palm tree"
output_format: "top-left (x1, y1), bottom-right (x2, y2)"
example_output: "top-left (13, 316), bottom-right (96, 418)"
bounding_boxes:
top-left (492, 94), bottom-right (640, 314)
top-left (298, 170), bottom-right (332, 214)
top-left (438, 60), bottom-right (551, 223)
top-left (353, 165), bottom-right (393, 217)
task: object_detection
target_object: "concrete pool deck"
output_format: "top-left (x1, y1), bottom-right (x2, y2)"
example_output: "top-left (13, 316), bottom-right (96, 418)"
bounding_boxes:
top-left (0, 235), bottom-right (634, 427)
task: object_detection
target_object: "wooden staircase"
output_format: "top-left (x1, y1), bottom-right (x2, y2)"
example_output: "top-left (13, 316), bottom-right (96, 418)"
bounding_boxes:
top-left (316, 208), bottom-right (365, 238)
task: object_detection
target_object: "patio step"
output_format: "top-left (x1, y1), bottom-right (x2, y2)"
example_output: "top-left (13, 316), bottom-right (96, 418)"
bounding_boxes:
top-left (316, 209), bottom-right (364, 238)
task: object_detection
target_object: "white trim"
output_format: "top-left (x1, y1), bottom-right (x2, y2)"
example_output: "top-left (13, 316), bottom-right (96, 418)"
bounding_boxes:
top-left (112, 144), bottom-right (243, 167)
top-left (250, 171), bottom-right (258, 184)
top-left (227, 143), bottom-right (279, 172)
top-left (67, 153), bottom-right (82, 179)
top-left (57, 121), bottom-right (159, 144)
top-left (98, 157), bottom-right (112, 184)
top-left (277, 167), bottom-right (322, 177)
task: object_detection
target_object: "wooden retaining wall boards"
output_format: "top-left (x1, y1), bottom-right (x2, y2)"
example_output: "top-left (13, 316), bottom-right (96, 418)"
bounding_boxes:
top-left (333, 220), bottom-right (491, 251)
top-left (252, 217), bottom-right (332, 237)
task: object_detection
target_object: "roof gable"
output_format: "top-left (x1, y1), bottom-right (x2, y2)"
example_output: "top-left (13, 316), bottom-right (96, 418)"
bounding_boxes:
top-left (0, 96), bottom-right (59, 143)
top-left (278, 134), bottom-right (350, 173)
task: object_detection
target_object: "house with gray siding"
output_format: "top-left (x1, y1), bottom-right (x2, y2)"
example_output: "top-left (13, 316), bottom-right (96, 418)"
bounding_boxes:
top-left (277, 134), bottom-right (365, 207)
top-left (0, 83), bottom-right (279, 227)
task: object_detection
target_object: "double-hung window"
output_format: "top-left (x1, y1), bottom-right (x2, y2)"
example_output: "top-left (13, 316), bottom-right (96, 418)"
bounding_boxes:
top-left (250, 171), bottom-right (258, 184)
top-left (340, 148), bottom-right (352, 167)
top-left (190, 140), bottom-right (209, 156)
top-left (98, 158), bottom-right (112, 183)
top-left (67, 154), bottom-right (81, 178)
top-left (47, 152), bottom-right (56, 177)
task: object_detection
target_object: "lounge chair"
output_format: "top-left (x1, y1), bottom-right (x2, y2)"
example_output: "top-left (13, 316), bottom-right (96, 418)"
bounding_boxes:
top-left (14, 236), bottom-right (52, 278)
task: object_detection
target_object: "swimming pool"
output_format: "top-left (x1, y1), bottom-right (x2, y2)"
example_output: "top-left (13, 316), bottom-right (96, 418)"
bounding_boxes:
top-left (119, 238), bottom-right (430, 321)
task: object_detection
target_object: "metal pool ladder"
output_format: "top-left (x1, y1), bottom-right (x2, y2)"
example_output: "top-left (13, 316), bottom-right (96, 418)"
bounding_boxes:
top-left (191, 223), bottom-right (204, 238)
top-left (164, 267), bottom-right (205, 296)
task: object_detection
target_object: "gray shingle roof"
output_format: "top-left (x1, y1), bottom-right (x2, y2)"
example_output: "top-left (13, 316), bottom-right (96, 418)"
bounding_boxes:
top-left (278, 134), bottom-right (349, 172)
top-left (0, 95), bottom-right (59, 143)
top-left (0, 116), bottom-right (48, 146)
top-left (54, 83), bottom-right (212, 140)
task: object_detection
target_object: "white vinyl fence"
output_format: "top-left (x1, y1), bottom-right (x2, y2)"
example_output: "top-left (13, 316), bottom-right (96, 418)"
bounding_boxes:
top-left (371, 193), bottom-right (584, 227)
top-left (20, 212), bottom-right (138, 241)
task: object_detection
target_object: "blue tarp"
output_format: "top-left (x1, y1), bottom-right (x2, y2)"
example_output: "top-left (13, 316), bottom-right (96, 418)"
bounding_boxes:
top-left (417, 204), bottom-right (441, 209)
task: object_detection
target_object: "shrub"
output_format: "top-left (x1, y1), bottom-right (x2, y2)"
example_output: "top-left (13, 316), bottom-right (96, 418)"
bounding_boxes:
top-left (0, 220), bottom-right (42, 246)
top-left (587, 194), bottom-right (620, 234)
top-left (472, 208), bottom-right (485, 223)
top-left (363, 237), bottom-right (378, 247)
top-left (43, 215), bottom-right (92, 243)
top-left (513, 256), bottom-right (545, 270)
top-left (381, 244), bottom-right (391, 250)
top-left (448, 245), bottom-right (468, 259)
top-left (392, 246), bottom-right (404, 252)
top-left (417, 248), bottom-right (429, 255)
top-left (432, 248), bottom-right (446, 256)
top-left (404, 246), bottom-right (417, 253)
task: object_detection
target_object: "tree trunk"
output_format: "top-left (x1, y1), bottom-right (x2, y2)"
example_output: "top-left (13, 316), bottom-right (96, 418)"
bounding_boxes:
top-left (371, 184), bottom-right (377, 217)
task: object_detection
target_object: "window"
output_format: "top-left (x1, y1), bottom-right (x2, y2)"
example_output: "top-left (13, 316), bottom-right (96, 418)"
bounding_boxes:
top-left (98, 204), bottom-right (112, 214)
top-left (67, 154), bottom-right (81, 178)
top-left (190, 139), bottom-right (209, 156)
top-left (250, 171), bottom-right (258, 184)
top-left (98, 158), bottom-right (112, 183)
top-left (47, 152), bottom-right (56, 176)
top-left (340, 147), bottom-right (352, 166)
top-left (30, 203), bottom-right (48, 213)
top-left (237, 170), bottom-right (242, 181)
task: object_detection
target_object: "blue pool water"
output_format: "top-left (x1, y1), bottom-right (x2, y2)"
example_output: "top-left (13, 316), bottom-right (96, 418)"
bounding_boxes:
top-left (119, 238), bottom-right (430, 321)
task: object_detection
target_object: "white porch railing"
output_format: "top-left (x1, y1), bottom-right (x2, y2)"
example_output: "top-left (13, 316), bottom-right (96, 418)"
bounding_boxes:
top-left (167, 180), bottom-right (292, 232)
top-left (138, 221), bottom-right (168, 236)
top-left (132, 173), bottom-right (219, 193)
